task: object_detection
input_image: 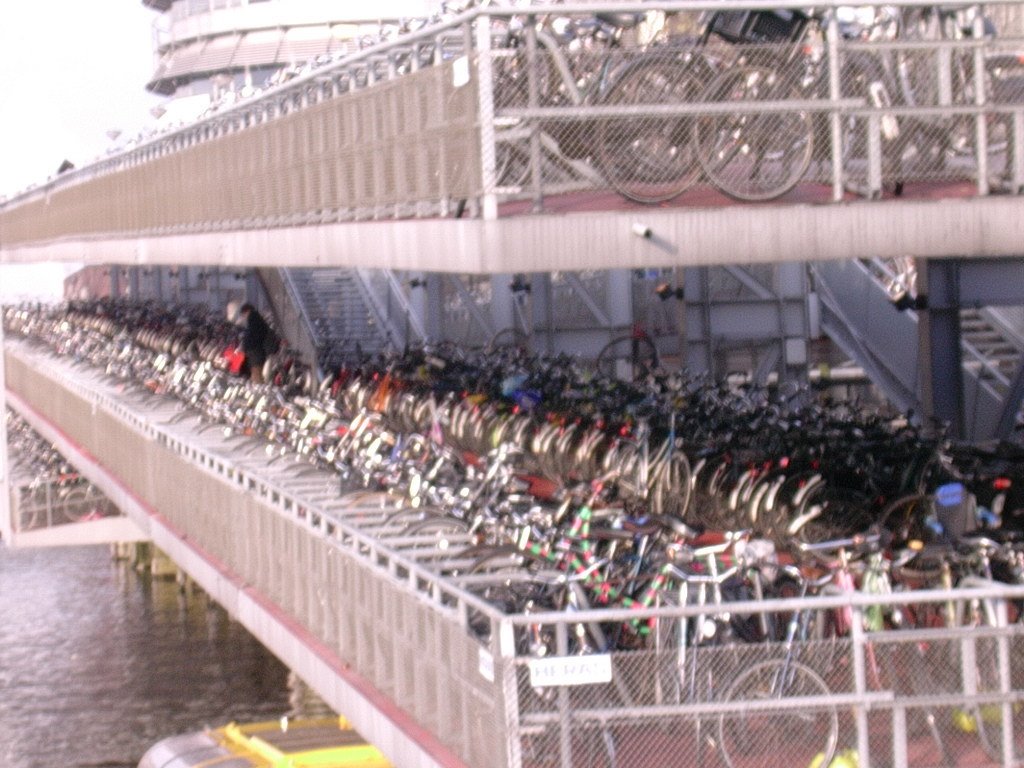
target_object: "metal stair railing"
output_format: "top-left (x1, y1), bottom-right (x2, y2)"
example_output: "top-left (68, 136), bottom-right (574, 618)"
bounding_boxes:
top-left (811, 258), bottom-right (921, 415)
top-left (812, 258), bottom-right (1020, 440)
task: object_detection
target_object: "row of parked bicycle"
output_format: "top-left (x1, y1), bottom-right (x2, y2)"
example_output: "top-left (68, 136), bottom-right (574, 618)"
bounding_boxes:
top-left (4, 300), bottom-right (1023, 641)
top-left (492, 3), bottom-right (1023, 204)
top-left (8, 298), bottom-right (1022, 768)
top-left (4, 408), bottom-right (113, 530)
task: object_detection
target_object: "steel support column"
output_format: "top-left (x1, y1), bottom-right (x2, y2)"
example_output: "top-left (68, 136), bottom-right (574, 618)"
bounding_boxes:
top-left (953, 259), bottom-right (1024, 306)
top-left (920, 259), bottom-right (966, 438)
top-left (606, 270), bottom-right (634, 334)
top-left (423, 273), bottom-right (445, 343)
top-left (489, 274), bottom-right (517, 345)
top-left (530, 273), bottom-right (552, 354)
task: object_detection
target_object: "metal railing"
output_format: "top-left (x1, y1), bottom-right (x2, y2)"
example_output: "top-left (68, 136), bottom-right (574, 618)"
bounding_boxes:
top-left (5, 339), bottom-right (1024, 768)
top-left (1, 1), bottom-right (1023, 247)
top-left (9, 476), bottom-right (119, 532)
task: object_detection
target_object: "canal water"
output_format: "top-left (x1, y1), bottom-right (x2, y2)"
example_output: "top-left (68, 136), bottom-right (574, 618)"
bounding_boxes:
top-left (0, 544), bottom-right (326, 768)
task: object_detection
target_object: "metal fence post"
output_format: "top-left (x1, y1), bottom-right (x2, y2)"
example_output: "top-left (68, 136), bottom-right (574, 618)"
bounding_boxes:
top-left (476, 12), bottom-right (499, 220)
top-left (555, 621), bottom-right (572, 768)
top-left (826, 12), bottom-right (844, 202)
top-left (867, 114), bottom-right (883, 198)
top-left (1014, 108), bottom-right (1024, 191)
top-left (973, 13), bottom-right (990, 195)
top-left (525, 18), bottom-right (545, 212)
top-left (498, 618), bottom-right (523, 768)
top-left (850, 606), bottom-right (873, 767)
top-left (891, 705), bottom-right (909, 768)
top-left (995, 598), bottom-right (1015, 766)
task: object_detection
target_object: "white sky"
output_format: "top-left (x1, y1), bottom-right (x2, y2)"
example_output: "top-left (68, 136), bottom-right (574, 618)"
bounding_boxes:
top-left (0, 2), bottom-right (161, 300)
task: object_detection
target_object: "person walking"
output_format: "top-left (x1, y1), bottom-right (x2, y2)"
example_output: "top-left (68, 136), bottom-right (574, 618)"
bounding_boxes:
top-left (237, 303), bottom-right (275, 383)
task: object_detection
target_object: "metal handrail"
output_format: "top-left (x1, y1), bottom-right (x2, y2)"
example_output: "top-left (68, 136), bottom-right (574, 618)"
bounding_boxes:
top-left (4, 0), bottom-right (1022, 210)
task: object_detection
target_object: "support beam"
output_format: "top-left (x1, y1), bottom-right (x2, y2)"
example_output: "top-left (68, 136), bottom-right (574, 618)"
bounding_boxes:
top-left (6, 198), bottom-right (1023, 275)
top-left (954, 259), bottom-right (1024, 307)
top-left (530, 273), bottom-right (552, 354)
top-left (489, 274), bottom-right (517, 345)
top-left (920, 259), bottom-right (966, 438)
top-left (422, 273), bottom-right (444, 343)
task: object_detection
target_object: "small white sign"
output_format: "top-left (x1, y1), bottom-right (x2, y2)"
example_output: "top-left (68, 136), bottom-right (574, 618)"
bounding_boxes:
top-left (479, 647), bottom-right (495, 682)
top-left (528, 654), bottom-right (612, 687)
top-left (452, 56), bottom-right (470, 88)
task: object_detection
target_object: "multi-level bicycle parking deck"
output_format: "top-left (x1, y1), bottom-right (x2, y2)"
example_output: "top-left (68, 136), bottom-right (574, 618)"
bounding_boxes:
top-left (1, 1), bottom-right (1023, 271)
top-left (2, 2), bottom-right (1024, 764)
top-left (4, 301), bottom-right (1024, 768)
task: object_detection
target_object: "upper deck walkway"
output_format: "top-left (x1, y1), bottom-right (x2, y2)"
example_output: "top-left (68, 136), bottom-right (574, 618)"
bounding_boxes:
top-left (1, 1), bottom-right (1022, 273)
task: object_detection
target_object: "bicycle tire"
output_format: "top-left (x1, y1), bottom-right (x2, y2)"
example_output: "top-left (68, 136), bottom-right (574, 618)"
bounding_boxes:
top-left (650, 452), bottom-right (693, 520)
top-left (595, 56), bottom-right (705, 204)
top-left (403, 515), bottom-right (471, 538)
top-left (60, 485), bottom-right (103, 523)
top-left (694, 64), bottom-right (814, 202)
top-left (877, 492), bottom-right (933, 545)
top-left (595, 334), bottom-right (660, 381)
top-left (463, 545), bottom-right (532, 641)
top-left (717, 659), bottom-right (839, 768)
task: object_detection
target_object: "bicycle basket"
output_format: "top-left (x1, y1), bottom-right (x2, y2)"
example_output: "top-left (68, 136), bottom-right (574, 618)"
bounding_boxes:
top-left (708, 9), bottom-right (809, 44)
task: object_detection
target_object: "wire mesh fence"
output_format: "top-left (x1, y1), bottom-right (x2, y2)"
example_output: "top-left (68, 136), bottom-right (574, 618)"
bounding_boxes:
top-left (502, 596), bottom-right (1024, 768)
top-left (2, 1), bottom-right (1023, 245)
top-left (10, 481), bottom-right (118, 531)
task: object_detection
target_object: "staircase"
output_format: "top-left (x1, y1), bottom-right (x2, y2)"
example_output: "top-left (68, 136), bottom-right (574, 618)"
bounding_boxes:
top-left (961, 308), bottom-right (1023, 386)
top-left (812, 259), bottom-right (1024, 441)
top-left (280, 268), bottom-right (387, 371)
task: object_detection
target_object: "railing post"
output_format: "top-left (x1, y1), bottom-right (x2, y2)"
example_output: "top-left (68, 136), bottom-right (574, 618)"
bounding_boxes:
top-left (476, 12), bottom-right (499, 220)
top-left (525, 17), bottom-right (545, 212)
top-left (556, 620), bottom-right (572, 768)
top-left (995, 598), bottom-right (1014, 766)
top-left (498, 619), bottom-right (524, 768)
top-left (850, 606), bottom-right (872, 768)
top-left (891, 705), bottom-right (909, 768)
top-left (867, 114), bottom-right (883, 199)
top-left (826, 12), bottom-right (844, 202)
top-left (973, 12), bottom-right (989, 195)
top-left (1013, 109), bottom-right (1024, 192)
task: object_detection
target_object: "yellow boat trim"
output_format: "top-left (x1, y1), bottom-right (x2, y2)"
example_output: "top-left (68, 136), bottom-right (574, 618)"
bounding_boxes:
top-left (220, 717), bottom-right (392, 767)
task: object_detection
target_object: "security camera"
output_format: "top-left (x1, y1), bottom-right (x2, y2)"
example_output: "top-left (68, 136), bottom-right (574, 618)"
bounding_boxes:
top-left (631, 222), bottom-right (652, 239)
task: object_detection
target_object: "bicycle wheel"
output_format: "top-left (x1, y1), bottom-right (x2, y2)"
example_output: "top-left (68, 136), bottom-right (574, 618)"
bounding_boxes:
top-left (718, 660), bottom-right (839, 768)
top-left (595, 56), bottom-right (705, 204)
top-left (894, 7), bottom-right (986, 175)
top-left (877, 493), bottom-right (934, 545)
top-left (595, 334), bottom-right (659, 381)
top-left (402, 516), bottom-right (472, 564)
top-left (695, 64), bottom-right (814, 202)
top-left (650, 451), bottom-right (693, 520)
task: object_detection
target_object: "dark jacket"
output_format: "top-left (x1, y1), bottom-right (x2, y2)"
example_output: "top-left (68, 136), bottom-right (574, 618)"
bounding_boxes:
top-left (241, 308), bottom-right (274, 362)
